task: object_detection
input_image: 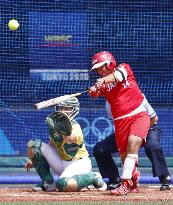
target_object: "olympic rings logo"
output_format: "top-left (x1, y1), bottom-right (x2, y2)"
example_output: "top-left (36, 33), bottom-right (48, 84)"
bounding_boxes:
top-left (76, 117), bottom-right (114, 147)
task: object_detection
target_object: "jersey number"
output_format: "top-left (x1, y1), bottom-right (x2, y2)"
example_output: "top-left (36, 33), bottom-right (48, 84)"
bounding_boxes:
top-left (122, 80), bottom-right (130, 88)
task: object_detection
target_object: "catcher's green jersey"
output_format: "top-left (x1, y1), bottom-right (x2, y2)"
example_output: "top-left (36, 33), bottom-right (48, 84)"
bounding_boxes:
top-left (48, 120), bottom-right (89, 161)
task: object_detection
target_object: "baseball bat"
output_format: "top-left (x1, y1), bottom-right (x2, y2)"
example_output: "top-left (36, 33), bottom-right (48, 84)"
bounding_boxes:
top-left (35, 90), bottom-right (88, 110)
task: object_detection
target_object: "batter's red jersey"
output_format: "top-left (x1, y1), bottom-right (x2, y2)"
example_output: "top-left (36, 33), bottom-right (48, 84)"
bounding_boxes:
top-left (101, 63), bottom-right (144, 119)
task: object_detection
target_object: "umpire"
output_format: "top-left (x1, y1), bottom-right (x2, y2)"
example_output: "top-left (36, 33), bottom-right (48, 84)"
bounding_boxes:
top-left (93, 98), bottom-right (171, 191)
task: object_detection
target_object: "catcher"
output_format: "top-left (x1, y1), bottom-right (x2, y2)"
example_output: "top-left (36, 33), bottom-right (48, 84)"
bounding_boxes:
top-left (25, 97), bottom-right (107, 192)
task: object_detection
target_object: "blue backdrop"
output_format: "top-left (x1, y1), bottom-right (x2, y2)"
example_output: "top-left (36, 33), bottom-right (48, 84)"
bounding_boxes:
top-left (0, 0), bottom-right (173, 157)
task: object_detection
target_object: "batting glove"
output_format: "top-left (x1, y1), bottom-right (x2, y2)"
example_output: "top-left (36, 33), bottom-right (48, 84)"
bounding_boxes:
top-left (88, 86), bottom-right (101, 97)
top-left (95, 78), bottom-right (105, 90)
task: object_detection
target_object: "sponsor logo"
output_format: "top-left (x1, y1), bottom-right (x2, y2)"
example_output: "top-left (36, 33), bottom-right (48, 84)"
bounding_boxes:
top-left (45, 35), bottom-right (72, 42)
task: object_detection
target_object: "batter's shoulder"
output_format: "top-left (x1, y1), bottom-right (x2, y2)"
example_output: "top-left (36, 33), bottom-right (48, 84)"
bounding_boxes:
top-left (118, 63), bottom-right (131, 69)
top-left (117, 63), bottom-right (133, 75)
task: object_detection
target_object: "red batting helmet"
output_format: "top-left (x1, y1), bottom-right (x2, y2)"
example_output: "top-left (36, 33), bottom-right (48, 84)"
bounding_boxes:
top-left (90, 51), bottom-right (116, 71)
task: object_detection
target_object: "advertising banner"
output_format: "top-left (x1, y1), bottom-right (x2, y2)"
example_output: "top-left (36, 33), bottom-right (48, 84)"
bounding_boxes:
top-left (29, 12), bottom-right (89, 81)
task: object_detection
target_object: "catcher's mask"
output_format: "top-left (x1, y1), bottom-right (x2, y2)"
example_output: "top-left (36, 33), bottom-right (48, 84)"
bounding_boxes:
top-left (54, 97), bottom-right (80, 120)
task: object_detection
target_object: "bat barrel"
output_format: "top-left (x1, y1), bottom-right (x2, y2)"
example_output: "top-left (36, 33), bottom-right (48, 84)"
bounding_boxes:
top-left (35, 90), bottom-right (88, 110)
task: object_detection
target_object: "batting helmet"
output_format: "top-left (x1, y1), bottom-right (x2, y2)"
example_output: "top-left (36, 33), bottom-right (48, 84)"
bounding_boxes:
top-left (90, 51), bottom-right (116, 71)
top-left (54, 97), bottom-right (80, 120)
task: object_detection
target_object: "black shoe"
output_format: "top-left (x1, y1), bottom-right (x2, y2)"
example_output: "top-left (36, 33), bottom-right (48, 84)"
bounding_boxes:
top-left (159, 175), bottom-right (171, 191)
top-left (32, 182), bottom-right (56, 192)
top-left (107, 183), bottom-right (121, 190)
top-left (107, 178), bottom-right (121, 190)
top-left (160, 184), bottom-right (171, 191)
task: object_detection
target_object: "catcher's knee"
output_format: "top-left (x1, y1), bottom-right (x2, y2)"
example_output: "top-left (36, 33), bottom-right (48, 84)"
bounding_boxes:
top-left (27, 139), bottom-right (42, 159)
top-left (56, 177), bottom-right (78, 192)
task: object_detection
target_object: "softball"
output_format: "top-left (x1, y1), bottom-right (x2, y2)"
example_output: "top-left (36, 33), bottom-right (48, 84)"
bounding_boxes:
top-left (8, 19), bottom-right (19, 31)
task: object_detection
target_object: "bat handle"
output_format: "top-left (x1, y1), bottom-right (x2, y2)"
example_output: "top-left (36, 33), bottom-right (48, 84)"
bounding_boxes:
top-left (80, 90), bottom-right (89, 94)
top-left (73, 90), bottom-right (88, 98)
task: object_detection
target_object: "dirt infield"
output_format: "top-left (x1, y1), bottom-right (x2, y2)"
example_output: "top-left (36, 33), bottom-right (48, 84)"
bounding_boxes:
top-left (0, 185), bottom-right (172, 203)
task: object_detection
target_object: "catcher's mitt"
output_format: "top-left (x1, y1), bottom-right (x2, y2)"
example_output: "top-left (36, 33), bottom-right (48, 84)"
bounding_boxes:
top-left (46, 111), bottom-right (72, 136)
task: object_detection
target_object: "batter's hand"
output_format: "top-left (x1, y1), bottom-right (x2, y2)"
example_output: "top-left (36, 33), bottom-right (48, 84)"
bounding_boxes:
top-left (88, 85), bottom-right (101, 97)
top-left (95, 78), bottom-right (105, 90)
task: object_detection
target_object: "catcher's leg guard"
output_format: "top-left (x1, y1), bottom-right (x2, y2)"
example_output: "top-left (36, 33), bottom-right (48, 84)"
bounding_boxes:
top-left (27, 139), bottom-right (42, 159)
top-left (56, 172), bottom-right (107, 192)
top-left (27, 139), bottom-right (54, 186)
top-left (56, 177), bottom-right (78, 192)
top-left (92, 172), bottom-right (107, 191)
